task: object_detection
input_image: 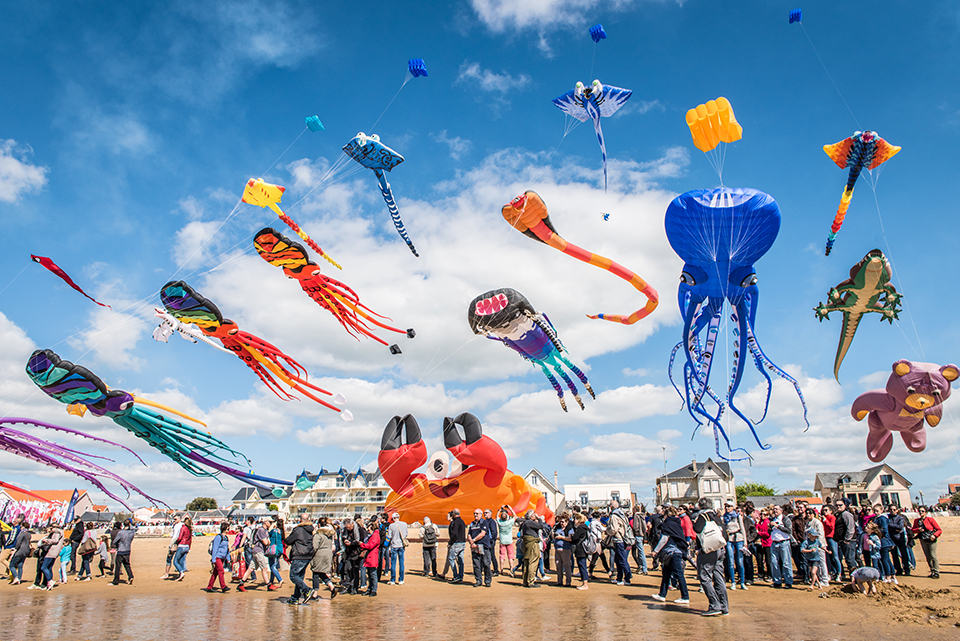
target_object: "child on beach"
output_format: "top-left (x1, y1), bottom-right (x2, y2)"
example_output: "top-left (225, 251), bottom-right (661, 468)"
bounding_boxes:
top-left (800, 528), bottom-right (822, 590)
top-left (57, 539), bottom-right (71, 585)
top-left (867, 522), bottom-right (882, 568)
top-left (97, 535), bottom-right (110, 577)
top-left (850, 566), bottom-right (881, 595)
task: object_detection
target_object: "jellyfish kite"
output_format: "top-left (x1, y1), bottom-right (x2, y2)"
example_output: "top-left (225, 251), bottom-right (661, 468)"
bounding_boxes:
top-left (25, 349), bottom-right (291, 490)
top-left (242, 178), bottom-right (341, 269)
top-left (254, 227), bottom-right (415, 351)
top-left (469, 287), bottom-right (593, 412)
top-left (823, 131), bottom-right (901, 256)
top-left (0, 417), bottom-right (161, 509)
top-left (553, 80), bottom-right (632, 191)
top-left (665, 188), bottom-right (809, 459)
top-left (814, 249), bottom-right (901, 382)
top-left (30, 255), bottom-right (110, 308)
top-left (789, 8), bottom-right (802, 23)
top-left (305, 115), bottom-right (324, 132)
top-left (502, 191), bottom-right (658, 325)
top-left (589, 24), bottom-right (607, 42)
top-left (342, 133), bottom-right (419, 257)
top-left (158, 280), bottom-right (353, 420)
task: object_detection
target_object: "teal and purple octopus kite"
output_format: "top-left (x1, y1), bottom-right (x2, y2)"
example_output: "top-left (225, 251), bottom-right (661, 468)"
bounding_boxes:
top-left (26, 349), bottom-right (290, 491)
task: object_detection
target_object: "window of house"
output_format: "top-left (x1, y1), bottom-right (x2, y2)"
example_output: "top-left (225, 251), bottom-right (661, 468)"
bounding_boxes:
top-left (336, 477), bottom-right (345, 487)
top-left (880, 475), bottom-right (893, 486)
top-left (703, 479), bottom-right (720, 493)
top-left (670, 483), bottom-right (679, 497)
top-left (579, 492), bottom-right (589, 506)
top-left (858, 493), bottom-right (869, 506)
top-left (611, 491), bottom-right (620, 502)
top-left (354, 505), bottom-right (363, 513)
top-left (355, 491), bottom-right (366, 501)
top-left (375, 491), bottom-right (384, 500)
top-left (530, 476), bottom-right (539, 486)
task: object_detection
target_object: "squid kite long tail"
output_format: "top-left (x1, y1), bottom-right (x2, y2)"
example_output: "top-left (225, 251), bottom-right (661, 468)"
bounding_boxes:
top-left (502, 190), bottom-right (658, 324)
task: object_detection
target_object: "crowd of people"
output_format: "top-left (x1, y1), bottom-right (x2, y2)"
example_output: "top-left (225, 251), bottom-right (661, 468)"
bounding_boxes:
top-left (0, 497), bottom-right (946, 613)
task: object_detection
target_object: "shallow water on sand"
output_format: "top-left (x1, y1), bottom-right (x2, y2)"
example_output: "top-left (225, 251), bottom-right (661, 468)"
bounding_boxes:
top-left (1, 589), bottom-right (952, 641)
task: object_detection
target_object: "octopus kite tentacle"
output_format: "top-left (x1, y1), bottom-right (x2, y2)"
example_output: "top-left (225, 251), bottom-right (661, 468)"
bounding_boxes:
top-left (159, 280), bottom-right (352, 419)
top-left (0, 418), bottom-right (164, 509)
top-left (254, 228), bottom-right (414, 351)
top-left (503, 191), bottom-right (658, 325)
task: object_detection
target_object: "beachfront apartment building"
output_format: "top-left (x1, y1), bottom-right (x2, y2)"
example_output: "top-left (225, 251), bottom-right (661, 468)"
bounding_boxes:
top-left (278, 467), bottom-right (390, 520)
top-left (654, 459), bottom-right (735, 508)
top-left (814, 463), bottom-right (912, 508)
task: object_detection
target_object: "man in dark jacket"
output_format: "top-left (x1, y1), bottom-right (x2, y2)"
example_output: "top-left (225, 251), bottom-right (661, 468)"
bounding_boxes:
top-left (68, 517), bottom-right (84, 574)
top-left (647, 507), bottom-right (663, 570)
top-left (340, 519), bottom-right (362, 595)
top-left (833, 499), bottom-right (858, 580)
top-left (284, 513), bottom-right (315, 604)
top-left (447, 508), bottom-right (467, 583)
top-left (692, 498), bottom-right (729, 616)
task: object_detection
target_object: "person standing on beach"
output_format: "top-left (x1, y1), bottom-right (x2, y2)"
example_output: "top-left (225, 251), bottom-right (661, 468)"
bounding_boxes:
top-left (912, 506), bottom-right (942, 579)
top-left (447, 508), bottom-right (466, 583)
top-left (833, 499), bottom-right (858, 580)
top-left (110, 520), bottom-right (136, 586)
top-left (483, 509), bottom-right (499, 575)
top-left (691, 498), bottom-right (728, 617)
top-left (160, 515), bottom-right (184, 579)
top-left (570, 512), bottom-right (590, 589)
top-left (9, 523), bottom-right (31, 585)
top-left (468, 508), bottom-right (491, 587)
top-left (39, 526), bottom-right (64, 589)
top-left (518, 510), bottom-right (546, 588)
top-left (421, 517), bottom-right (439, 577)
top-left (67, 517), bottom-right (84, 575)
top-left (284, 513), bottom-right (315, 604)
top-left (172, 516), bottom-right (193, 581)
top-left (359, 516), bottom-right (381, 597)
top-left (387, 512), bottom-right (408, 585)
top-left (205, 522), bottom-right (231, 593)
top-left (267, 518), bottom-right (285, 591)
top-left (244, 518), bottom-right (271, 587)
top-left (495, 506), bottom-right (517, 577)
top-left (340, 519), bottom-right (362, 595)
top-left (310, 516), bottom-right (337, 600)
top-left (768, 505), bottom-right (793, 589)
top-left (607, 500), bottom-right (633, 586)
top-left (1, 516), bottom-right (23, 582)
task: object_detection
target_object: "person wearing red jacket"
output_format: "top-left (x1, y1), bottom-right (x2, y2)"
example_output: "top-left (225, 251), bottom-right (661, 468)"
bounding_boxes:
top-left (911, 507), bottom-right (942, 579)
top-left (360, 517), bottom-right (382, 597)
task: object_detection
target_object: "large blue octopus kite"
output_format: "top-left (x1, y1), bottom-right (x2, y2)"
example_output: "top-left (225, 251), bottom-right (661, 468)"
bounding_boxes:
top-left (665, 188), bottom-right (809, 460)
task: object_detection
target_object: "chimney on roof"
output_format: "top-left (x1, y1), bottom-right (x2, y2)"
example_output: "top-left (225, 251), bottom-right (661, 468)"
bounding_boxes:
top-left (691, 459), bottom-right (697, 473)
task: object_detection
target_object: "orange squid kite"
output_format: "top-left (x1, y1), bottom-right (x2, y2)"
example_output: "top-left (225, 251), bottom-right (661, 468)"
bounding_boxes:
top-left (502, 190), bottom-right (658, 324)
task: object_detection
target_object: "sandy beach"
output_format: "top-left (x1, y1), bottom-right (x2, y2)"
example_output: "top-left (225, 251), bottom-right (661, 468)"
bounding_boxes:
top-left (0, 517), bottom-right (957, 640)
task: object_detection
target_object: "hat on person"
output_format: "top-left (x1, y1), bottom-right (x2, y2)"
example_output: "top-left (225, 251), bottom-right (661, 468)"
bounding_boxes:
top-left (724, 500), bottom-right (735, 507)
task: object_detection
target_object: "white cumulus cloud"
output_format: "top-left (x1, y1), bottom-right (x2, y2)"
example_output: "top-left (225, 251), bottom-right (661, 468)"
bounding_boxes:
top-left (0, 140), bottom-right (49, 203)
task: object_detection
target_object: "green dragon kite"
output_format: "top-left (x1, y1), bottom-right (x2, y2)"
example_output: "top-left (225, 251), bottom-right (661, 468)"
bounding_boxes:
top-left (814, 249), bottom-right (902, 382)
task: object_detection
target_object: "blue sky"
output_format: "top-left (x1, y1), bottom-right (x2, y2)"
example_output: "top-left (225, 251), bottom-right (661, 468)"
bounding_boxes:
top-left (2, 0), bottom-right (959, 510)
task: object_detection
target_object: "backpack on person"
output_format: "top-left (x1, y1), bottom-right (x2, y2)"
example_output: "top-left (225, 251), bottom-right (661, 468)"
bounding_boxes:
top-left (584, 527), bottom-right (600, 555)
top-left (621, 516), bottom-right (636, 547)
top-left (422, 524), bottom-right (438, 546)
top-left (697, 515), bottom-right (726, 554)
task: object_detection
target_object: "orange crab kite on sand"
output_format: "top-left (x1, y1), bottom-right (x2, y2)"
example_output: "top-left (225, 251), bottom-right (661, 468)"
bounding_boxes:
top-left (378, 413), bottom-right (554, 525)
top-left (502, 190), bottom-right (658, 324)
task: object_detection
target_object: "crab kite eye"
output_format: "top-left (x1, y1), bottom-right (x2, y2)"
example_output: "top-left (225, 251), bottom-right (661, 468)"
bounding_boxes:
top-left (906, 386), bottom-right (916, 395)
top-left (740, 273), bottom-right (758, 287)
top-left (425, 451), bottom-right (464, 480)
top-left (680, 271), bottom-right (696, 285)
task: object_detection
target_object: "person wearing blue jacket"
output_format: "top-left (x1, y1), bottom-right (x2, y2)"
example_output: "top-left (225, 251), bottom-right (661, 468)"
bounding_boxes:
top-left (204, 522), bottom-right (232, 593)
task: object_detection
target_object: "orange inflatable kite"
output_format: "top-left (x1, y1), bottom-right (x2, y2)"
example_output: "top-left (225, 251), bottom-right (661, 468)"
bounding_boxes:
top-left (378, 413), bottom-right (554, 525)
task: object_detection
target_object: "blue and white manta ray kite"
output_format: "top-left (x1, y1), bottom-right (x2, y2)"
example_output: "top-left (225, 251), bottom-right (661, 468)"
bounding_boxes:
top-left (552, 80), bottom-right (632, 192)
top-left (343, 132), bottom-right (419, 257)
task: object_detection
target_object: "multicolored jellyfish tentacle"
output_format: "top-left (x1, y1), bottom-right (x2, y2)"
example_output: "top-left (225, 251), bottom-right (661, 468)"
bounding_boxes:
top-left (375, 169), bottom-right (419, 257)
top-left (556, 353), bottom-right (595, 399)
top-left (534, 360), bottom-right (568, 412)
top-left (551, 363), bottom-right (585, 410)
